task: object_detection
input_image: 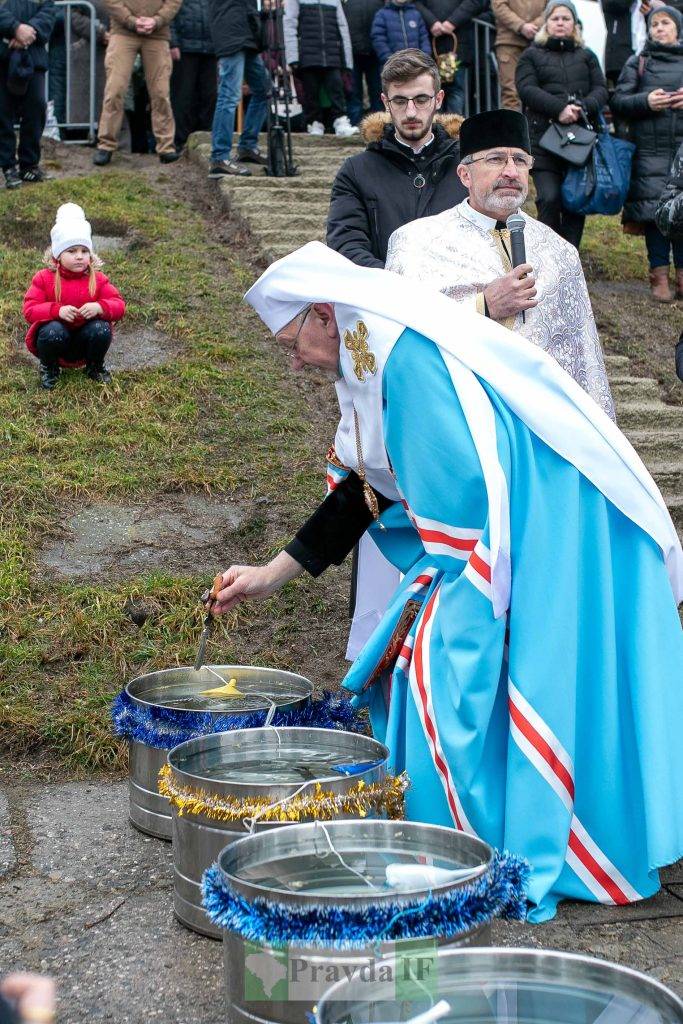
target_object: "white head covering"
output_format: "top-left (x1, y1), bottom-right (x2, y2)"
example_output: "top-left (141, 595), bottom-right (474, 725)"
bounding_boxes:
top-left (50, 203), bottom-right (93, 259)
top-left (244, 242), bottom-right (683, 608)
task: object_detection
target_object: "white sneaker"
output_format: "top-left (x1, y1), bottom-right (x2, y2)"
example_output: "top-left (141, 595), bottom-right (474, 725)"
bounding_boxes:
top-left (333, 115), bottom-right (359, 138)
top-left (307, 121), bottom-right (325, 136)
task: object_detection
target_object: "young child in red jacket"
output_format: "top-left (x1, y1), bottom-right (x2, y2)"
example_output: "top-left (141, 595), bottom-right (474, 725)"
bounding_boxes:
top-left (23, 203), bottom-right (126, 390)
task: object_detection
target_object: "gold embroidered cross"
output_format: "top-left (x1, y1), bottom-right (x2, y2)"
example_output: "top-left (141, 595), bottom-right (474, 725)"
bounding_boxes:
top-left (343, 320), bottom-right (377, 382)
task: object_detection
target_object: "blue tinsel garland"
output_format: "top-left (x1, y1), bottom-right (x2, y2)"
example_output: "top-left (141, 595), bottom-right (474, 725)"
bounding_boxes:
top-left (201, 850), bottom-right (529, 949)
top-left (111, 689), bottom-right (364, 749)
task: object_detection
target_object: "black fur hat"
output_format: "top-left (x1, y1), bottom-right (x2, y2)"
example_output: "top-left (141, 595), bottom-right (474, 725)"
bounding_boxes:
top-left (459, 109), bottom-right (531, 160)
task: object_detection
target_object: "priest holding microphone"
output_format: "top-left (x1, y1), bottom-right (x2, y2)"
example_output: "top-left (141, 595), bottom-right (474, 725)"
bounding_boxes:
top-left (385, 108), bottom-right (615, 419)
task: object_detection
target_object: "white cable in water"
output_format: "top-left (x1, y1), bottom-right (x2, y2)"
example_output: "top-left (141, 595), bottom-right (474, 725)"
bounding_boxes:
top-left (314, 821), bottom-right (379, 891)
top-left (406, 1000), bottom-right (452, 1024)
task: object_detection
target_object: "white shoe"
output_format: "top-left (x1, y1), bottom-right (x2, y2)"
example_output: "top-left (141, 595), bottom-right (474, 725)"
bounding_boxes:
top-left (307, 121), bottom-right (325, 136)
top-left (333, 115), bottom-right (359, 138)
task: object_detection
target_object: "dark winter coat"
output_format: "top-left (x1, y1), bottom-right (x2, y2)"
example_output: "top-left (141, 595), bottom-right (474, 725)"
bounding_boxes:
top-left (283, 0), bottom-right (354, 68)
top-left (370, 1), bottom-right (431, 63)
top-left (415, 0), bottom-right (490, 66)
top-left (601, 0), bottom-right (635, 79)
top-left (326, 111), bottom-right (467, 266)
top-left (516, 37), bottom-right (608, 159)
top-left (171, 0), bottom-right (214, 52)
top-left (69, 0), bottom-right (109, 125)
top-left (655, 141), bottom-right (683, 237)
top-left (611, 40), bottom-right (683, 223)
top-left (344, 0), bottom-right (383, 54)
top-left (0, 0), bottom-right (57, 70)
top-left (209, 0), bottom-right (261, 56)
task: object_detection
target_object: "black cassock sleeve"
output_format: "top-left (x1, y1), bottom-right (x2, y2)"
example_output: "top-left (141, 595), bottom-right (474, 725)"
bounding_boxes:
top-left (285, 471), bottom-right (395, 577)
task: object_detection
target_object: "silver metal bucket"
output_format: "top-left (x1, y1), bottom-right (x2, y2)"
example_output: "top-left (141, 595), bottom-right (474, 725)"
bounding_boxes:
top-left (215, 819), bottom-right (494, 1024)
top-left (316, 947), bottom-right (683, 1024)
top-left (125, 665), bottom-right (313, 840)
top-left (168, 727), bottom-right (391, 939)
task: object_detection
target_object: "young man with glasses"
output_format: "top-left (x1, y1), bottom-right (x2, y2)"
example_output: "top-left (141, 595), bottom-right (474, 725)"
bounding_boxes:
top-left (386, 107), bottom-right (614, 418)
top-left (326, 48), bottom-right (467, 268)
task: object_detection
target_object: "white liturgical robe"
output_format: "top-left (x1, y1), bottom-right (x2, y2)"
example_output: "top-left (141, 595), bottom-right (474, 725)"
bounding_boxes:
top-left (385, 199), bottom-right (615, 420)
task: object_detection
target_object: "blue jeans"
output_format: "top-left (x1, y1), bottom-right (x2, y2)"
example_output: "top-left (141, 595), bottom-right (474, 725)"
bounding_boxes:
top-left (644, 221), bottom-right (683, 270)
top-left (442, 67), bottom-right (467, 115)
top-left (211, 51), bottom-right (269, 162)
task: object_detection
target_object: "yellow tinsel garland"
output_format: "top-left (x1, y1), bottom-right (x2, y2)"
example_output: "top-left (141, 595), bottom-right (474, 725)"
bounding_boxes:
top-left (157, 762), bottom-right (408, 822)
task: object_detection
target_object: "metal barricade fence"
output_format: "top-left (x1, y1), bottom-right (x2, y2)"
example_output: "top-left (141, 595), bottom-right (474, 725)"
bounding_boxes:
top-left (462, 17), bottom-right (501, 117)
top-left (45, 0), bottom-right (97, 141)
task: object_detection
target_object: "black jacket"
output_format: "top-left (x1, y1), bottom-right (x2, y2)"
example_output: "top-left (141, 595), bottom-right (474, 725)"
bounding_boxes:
top-left (171, 0), bottom-right (214, 52)
top-left (344, 0), bottom-right (383, 54)
top-left (611, 40), bottom-right (683, 223)
top-left (283, 0), bottom-right (353, 68)
top-left (208, 0), bottom-right (260, 56)
top-left (516, 37), bottom-right (608, 156)
top-left (600, 0), bottom-right (634, 78)
top-left (326, 112), bottom-right (467, 267)
top-left (0, 0), bottom-right (56, 70)
top-left (655, 141), bottom-right (683, 239)
top-left (415, 0), bottom-right (490, 66)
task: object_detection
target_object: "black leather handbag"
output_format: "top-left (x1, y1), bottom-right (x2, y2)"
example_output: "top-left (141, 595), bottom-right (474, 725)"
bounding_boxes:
top-left (539, 119), bottom-right (598, 167)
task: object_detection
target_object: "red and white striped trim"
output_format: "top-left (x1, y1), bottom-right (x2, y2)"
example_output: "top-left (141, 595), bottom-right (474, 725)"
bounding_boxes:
top-left (411, 511), bottom-right (482, 562)
top-left (326, 465), bottom-right (348, 494)
top-left (409, 588), bottom-right (476, 835)
top-left (462, 541), bottom-right (493, 603)
top-left (508, 678), bottom-right (642, 906)
top-left (404, 567), bottom-right (437, 597)
top-left (396, 632), bottom-right (414, 675)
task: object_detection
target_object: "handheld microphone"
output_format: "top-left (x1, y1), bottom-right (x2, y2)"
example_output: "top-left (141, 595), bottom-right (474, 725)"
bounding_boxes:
top-left (506, 212), bottom-right (527, 323)
top-left (506, 213), bottom-right (526, 269)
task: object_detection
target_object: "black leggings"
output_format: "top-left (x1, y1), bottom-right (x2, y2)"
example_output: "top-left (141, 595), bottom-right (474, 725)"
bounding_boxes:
top-left (532, 167), bottom-right (586, 250)
top-left (36, 319), bottom-right (112, 367)
top-left (297, 67), bottom-right (346, 125)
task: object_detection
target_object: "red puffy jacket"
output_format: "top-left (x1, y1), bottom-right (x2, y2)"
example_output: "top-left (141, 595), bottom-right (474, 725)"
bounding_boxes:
top-left (23, 267), bottom-right (126, 366)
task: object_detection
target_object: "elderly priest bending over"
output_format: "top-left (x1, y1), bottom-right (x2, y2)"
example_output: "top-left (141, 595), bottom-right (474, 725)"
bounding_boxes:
top-left (210, 242), bottom-right (683, 923)
top-left (386, 109), bottom-right (614, 419)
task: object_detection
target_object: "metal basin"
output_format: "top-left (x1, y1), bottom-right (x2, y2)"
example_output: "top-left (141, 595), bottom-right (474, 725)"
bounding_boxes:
top-left (215, 819), bottom-right (494, 1024)
top-left (169, 727), bottom-right (390, 939)
top-left (316, 947), bottom-right (683, 1024)
top-left (125, 665), bottom-right (313, 839)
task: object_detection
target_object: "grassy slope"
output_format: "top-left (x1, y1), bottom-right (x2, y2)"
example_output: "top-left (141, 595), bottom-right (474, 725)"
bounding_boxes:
top-left (0, 173), bottom-right (348, 773)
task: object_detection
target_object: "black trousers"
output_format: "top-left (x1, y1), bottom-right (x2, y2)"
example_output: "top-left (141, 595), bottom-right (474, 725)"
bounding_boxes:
top-left (297, 66), bottom-right (346, 125)
top-left (0, 69), bottom-right (46, 171)
top-left (36, 319), bottom-right (112, 367)
top-left (171, 52), bottom-right (218, 149)
top-left (532, 165), bottom-right (586, 250)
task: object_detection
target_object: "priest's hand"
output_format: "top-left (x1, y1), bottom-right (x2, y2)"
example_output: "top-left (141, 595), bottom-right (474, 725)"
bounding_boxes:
top-left (483, 265), bottom-right (538, 321)
top-left (212, 551), bottom-right (303, 614)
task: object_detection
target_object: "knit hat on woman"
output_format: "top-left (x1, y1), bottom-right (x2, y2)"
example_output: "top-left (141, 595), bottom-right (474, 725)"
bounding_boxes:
top-left (647, 4), bottom-right (682, 35)
top-left (543, 0), bottom-right (578, 22)
top-left (50, 203), bottom-right (93, 259)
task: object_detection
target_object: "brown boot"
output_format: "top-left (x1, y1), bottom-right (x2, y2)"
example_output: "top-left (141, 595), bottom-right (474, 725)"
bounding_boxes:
top-left (649, 266), bottom-right (673, 303)
top-left (676, 267), bottom-right (683, 301)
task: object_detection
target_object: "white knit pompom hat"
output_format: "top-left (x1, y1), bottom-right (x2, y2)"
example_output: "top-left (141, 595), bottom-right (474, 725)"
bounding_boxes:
top-left (50, 203), bottom-right (93, 259)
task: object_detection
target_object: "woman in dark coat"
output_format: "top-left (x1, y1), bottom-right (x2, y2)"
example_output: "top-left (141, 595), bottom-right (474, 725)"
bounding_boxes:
top-left (611, 5), bottom-right (683, 302)
top-left (516, 0), bottom-right (608, 249)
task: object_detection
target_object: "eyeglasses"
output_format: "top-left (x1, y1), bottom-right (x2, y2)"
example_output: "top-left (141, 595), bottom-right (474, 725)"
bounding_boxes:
top-left (466, 151), bottom-right (534, 169)
top-left (386, 94), bottom-right (436, 110)
top-left (275, 305), bottom-right (312, 351)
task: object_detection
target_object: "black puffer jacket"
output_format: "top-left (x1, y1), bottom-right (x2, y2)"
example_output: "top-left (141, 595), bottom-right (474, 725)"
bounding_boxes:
top-left (344, 0), bottom-right (383, 54)
top-left (209, 0), bottom-right (260, 56)
top-left (0, 0), bottom-right (56, 70)
top-left (516, 37), bottom-right (608, 153)
top-left (601, 0), bottom-right (636, 78)
top-left (171, 0), bottom-right (214, 52)
top-left (283, 0), bottom-right (354, 68)
top-left (611, 40), bottom-right (683, 223)
top-left (415, 0), bottom-right (490, 66)
top-left (655, 141), bottom-right (683, 237)
top-left (326, 112), bottom-right (467, 266)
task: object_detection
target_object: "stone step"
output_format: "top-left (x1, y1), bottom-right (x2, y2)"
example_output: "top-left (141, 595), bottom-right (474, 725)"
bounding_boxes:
top-left (625, 428), bottom-right (683, 463)
top-left (252, 229), bottom-right (326, 246)
top-left (646, 461), bottom-right (683, 493)
top-left (248, 212), bottom-right (327, 229)
top-left (610, 376), bottom-right (662, 404)
top-left (616, 402), bottom-right (683, 431)
top-left (604, 354), bottom-right (631, 371)
top-left (219, 175), bottom-right (332, 190)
